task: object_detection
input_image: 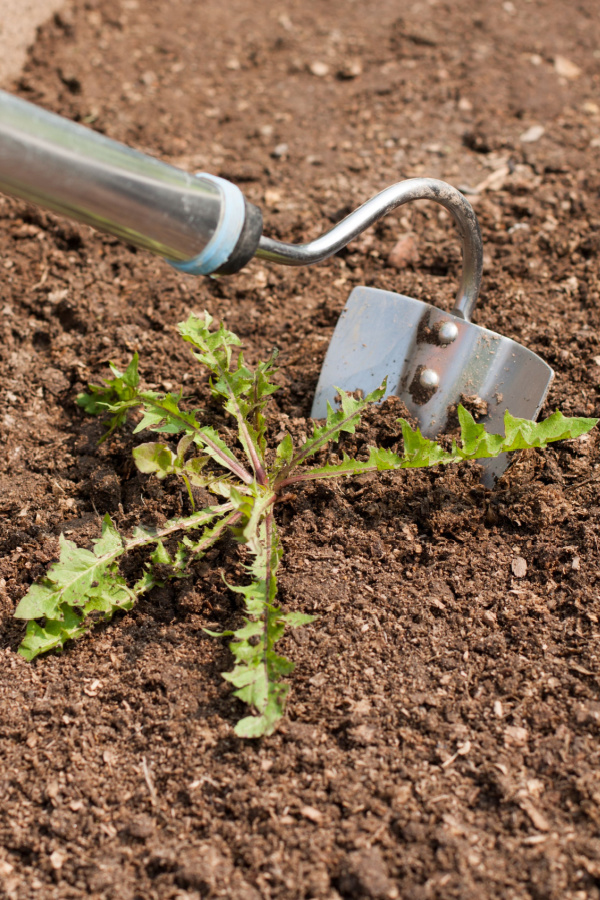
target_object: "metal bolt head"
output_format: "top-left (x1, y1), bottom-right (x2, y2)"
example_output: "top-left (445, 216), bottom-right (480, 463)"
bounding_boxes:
top-left (419, 368), bottom-right (440, 389)
top-left (438, 321), bottom-right (459, 345)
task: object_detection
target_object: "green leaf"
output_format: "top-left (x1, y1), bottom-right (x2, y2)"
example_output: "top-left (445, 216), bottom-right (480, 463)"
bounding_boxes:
top-left (77, 353), bottom-right (140, 438)
top-left (18, 606), bottom-right (90, 662)
top-left (13, 583), bottom-right (61, 621)
top-left (233, 686), bottom-right (289, 738)
top-left (133, 442), bottom-right (177, 477)
top-left (150, 541), bottom-right (171, 565)
top-left (15, 515), bottom-right (125, 621)
top-left (179, 311), bottom-right (242, 371)
top-left (209, 514), bottom-right (313, 736)
top-left (181, 509), bottom-right (240, 563)
top-left (111, 354), bottom-right (140, 389)
top-left (15, 506), bottom-right (233, 661)
top-left (271, 432), bottom-right (294, 479)
top-left (193, 426), bottom-right (252, 482)
top-left (250, 350), bottom-right (280, 455)
top-left (394, 406), bottom-right (599, 470)
top-left (276, 432), bottom-right (294, 464)
top-left (278, 448), bottom-right (395, 486)
top-left (235, 487), bottom-right (277, 547)
top-left (134, 392), bottom-right (201, 436)
top-left (398, 420), bottom-right (455, 468)
top-left (279, 612), bottom-right (316, 628)
top-left (230, 619), bottom-right (264, 641)
top-left (455, 406), bottom-right (598, 459)
top-left (178, 312), bottom-right (267, 484)
top-left (287, 383), bottom-right (386, 471)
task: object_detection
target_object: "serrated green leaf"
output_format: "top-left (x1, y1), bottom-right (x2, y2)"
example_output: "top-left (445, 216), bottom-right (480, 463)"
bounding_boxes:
top-left (211, 514), bottom-right (312, 736)
top-left (133, 440), bottom-right (216, 497)
top-left (77, 353), bottom-right (140, 438)
top-left (249, 350), bottom-right (280, 455)
top-left (278, 446), bottom-right (409, 487)
top-left (15, 505), bottom-right (234, 660)
top-left (133, 392), bottom-right (201, 436)
top-left (18, 606), bottom-right (89, 661)
top-left (275, 432), bottom-right (294, 466)
top-left (150, 541), bottom-right (171, 565)
top-left (193, 426), bottom-right (252, 482)
top-left (288, 383), bottom-right (386, 472)
top-left (13, 582), bottom-right (61, 620)
top-left (455, 405), bottom-right (598, 459)
top-left (178, 312), bottom-right (267, 484)
top-left (92, 515), bottom-right (124, 556)
top-left (391, 406), bottom-right (599, 469)
top-left (15, 516), bottom-right (126, 621)
top-left (239, 489), bottom-right (277, 546)
top-left (132, 568), bottom-right (158, 596)
top-left (118, 353), bottom-right (140, 388)
top-left (399, 420), bottom-right (455, 468)
top-left (233, 686), bottom-right (289, 738)
top-left (230, 620), bottom-right (264, 641)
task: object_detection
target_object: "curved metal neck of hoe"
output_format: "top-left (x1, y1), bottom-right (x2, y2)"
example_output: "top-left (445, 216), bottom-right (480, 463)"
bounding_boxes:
top-left (255, 177), bottom-right (483, 322)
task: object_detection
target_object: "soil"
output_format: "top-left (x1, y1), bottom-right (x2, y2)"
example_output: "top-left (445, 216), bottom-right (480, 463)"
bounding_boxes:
top-left (1, 1), bottom-right (600, 898)
top-left (0, 0), bottom-right (65, 85)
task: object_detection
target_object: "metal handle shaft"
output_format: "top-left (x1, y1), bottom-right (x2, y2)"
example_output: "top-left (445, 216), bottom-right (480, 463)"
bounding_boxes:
top-left (256, 177), bottom-right (483, 321)
top-left (0, 89), bottom-right (230, 263)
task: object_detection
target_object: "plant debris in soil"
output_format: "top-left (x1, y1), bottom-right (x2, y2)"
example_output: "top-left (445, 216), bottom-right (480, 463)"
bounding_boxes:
top-left (1, 0), bottom-right (600, 898)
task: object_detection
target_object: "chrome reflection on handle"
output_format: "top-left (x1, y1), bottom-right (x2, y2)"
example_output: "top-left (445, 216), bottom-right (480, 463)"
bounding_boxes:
top-left (255, 177), bottom-right (483, 321)
top-left (0, 89), bottom-right (226, 263)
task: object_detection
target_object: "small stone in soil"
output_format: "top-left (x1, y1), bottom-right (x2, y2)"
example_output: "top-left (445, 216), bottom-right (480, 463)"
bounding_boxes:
top-left (505, 724), bottom-right (529, 747)
top-left (387, 233), bottom-right (419, 269)
top-left (554, 55), bottom-right (582, 79)
top-left (299, 805), bottom-right (322, 823)
top-left (309, 61), bottom-right (329, 77)
top-left (511, 556), bottom-right (527, 578)
top-left (337, 59), bottom-right (363, 79)
top-left (519, 124), bottom-right (545, 143)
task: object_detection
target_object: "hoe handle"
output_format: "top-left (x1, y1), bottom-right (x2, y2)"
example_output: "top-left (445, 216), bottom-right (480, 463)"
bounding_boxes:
top-left (0, 91), bottom-right (482, 316)
top-left (0, 90), bottom-right (262, 275)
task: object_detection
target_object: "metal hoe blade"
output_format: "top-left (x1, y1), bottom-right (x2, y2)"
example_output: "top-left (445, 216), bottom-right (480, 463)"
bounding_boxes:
top-left (311, 287), bottom-right (554, 486)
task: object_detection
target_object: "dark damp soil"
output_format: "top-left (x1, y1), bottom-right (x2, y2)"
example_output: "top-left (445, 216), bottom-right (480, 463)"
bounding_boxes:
top-left (1, 1), bottom-right (600, 898)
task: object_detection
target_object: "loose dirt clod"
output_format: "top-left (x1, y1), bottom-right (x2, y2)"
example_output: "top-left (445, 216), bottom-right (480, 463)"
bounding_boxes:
top-left (338, 847), bottom-right (398, 899)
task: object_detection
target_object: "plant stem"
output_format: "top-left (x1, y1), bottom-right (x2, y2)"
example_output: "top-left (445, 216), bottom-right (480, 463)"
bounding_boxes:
top-left (262, 509), bottom-right (275, 682)
top-left (210, 359), bottom-right (267, 485)
top-left (144, 397), bottom-right (253, 484)
top-left (285, 406), bottom-right (367, 473)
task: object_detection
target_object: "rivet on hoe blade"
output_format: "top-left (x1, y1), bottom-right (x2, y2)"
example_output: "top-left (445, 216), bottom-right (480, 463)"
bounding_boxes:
top-left (0, 90), bottom-right (554, 485)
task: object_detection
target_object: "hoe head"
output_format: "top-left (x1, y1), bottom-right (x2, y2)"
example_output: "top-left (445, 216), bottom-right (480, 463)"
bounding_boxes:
top-left (311, 286), bottom-right (554, 487)
top-left (300, 180), bottom-right (555, 488)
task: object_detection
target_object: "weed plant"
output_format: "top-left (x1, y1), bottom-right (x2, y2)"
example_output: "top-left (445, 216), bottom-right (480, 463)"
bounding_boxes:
top-left (14, 313), bottom-right (597, 736)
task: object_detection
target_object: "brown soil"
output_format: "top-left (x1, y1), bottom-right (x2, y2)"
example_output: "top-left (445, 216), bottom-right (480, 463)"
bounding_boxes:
top-left (2, 1), bottom-right (600, 898)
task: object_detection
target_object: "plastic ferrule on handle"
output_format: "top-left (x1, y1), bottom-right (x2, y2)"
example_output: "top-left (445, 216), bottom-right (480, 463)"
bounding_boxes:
top-left (168, 173), bottom-right (246, 276)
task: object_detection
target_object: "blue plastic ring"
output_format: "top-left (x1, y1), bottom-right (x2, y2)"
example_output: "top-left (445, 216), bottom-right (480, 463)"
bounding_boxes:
top-left (168, 173), bottom-right (246, 276)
